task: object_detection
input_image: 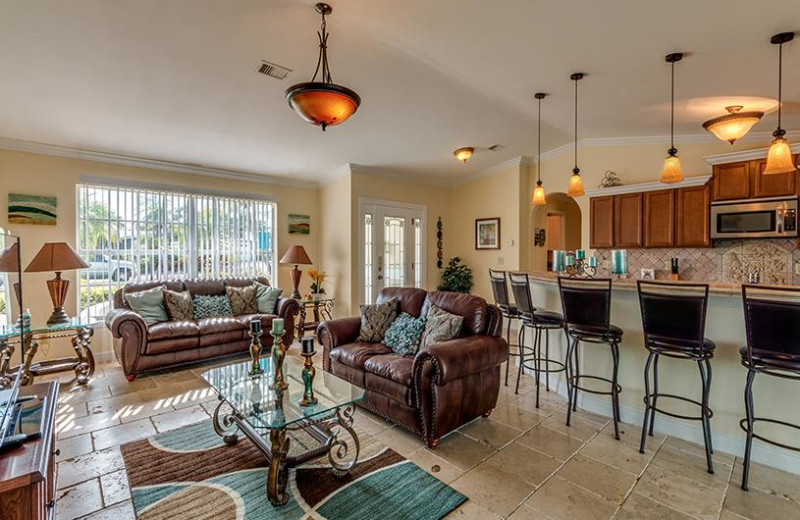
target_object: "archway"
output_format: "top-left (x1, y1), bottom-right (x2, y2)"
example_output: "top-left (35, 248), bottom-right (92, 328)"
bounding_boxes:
top-left (529, 192), bottom-right (582, 272)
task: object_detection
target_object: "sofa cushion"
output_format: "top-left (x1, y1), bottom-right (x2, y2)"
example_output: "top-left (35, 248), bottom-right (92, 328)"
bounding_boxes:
top-left (426, 292), bottom-right (488, 336)
top-left (147, 320), bottom-right (200, 341)
top-left (184, 279), bottom-right (226, 296)
top-left (358, 298), bottom-right (398, 342)
top-left (377, 288), bottom-right (428, 318)
top-left (193, 295), bottom-right (234, 320)
top-left (329, 342), bottom-right (393, 369)
top-left (163, 289), bottom-right (194, 321)
top-left (363, 354), bottom-right (414, 387)
top-left (226, 285), bottom-right (258, 315)
top-left (125, 285), bottom-right (168, 326)
top-left (365, 372), bottom-right (414, 406)
top-left (197, 317), bottom-right (244, 335)
top-left (235, 314), bottom-right (276, 332)
top-left (146, 337), bottom-right (200, 355)
top-left (383, 313), bottom-right (425, 355)
top-left (421, 304), bottom-right (463, 349)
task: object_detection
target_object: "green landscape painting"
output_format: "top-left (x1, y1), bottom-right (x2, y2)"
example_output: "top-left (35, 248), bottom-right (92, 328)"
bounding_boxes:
top-left (8, 193), bottom-right (57, 225)
top-left (288, 213), bottom-right (310, 235)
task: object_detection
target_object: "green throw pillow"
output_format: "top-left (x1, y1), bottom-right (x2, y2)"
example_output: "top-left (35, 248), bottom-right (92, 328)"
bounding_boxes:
top-left (358, 298), bottom-right (398, 342)
top-left (383, 312), bottom-right (425, 355)
top-left (125, 285), bottom-right (169, 326)
top-left (420, 304), bottom-right (463, 349)
top-left (193, 295), bottom-right (234, 320)
top-left (255, 283), bottom-right (283, 314)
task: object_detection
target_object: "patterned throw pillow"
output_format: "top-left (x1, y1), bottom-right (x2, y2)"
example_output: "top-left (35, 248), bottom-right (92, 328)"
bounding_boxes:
top-left (255, 282), bottom-right (283, 314)
top-left (125, 285), bottom-right (168, 326)
top-left (226, 285), bottom-right (258, 315)
top-left (357, 298), bottom-right (399, 342)
top-left (383, 312), bottom-right (426, 355)
top-left (420, 304), bottom-right (463, 349)
top-left (193, 295), bottom-right (234, 320)
top-left (163, 289), bottom-right (193, 321)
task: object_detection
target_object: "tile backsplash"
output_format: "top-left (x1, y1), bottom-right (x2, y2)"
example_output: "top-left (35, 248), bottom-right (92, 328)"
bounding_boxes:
top-left (595, 239), bottom-right (800, 285)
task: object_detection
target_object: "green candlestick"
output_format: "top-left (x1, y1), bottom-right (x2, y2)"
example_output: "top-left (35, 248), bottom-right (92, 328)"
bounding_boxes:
top-left (299, 351), bottom-right (318, 407)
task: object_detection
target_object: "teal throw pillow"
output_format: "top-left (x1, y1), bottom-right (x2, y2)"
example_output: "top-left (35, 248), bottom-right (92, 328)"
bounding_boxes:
top-left (193, 295), bottom-right (234, 320)
top-left (255, 282), bottom-right (283, 314)
top-left (420, 304), bottom-right (463, 349)
top-left (125, 285), bottom-right (169, 326)
top-left (383, 312), bottom-right (425, 355)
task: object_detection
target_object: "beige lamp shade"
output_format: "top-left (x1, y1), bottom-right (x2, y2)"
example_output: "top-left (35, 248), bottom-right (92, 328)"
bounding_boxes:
top-left (763, 137), bottom-right (797, 175)
top-left (279, 245), bottom-right (313, 265)
top-left (661, 155), bottom-right (684, 183)
top-left (0, 242), bottom-right (20, 273)
top-left (702, 106), bottom-right (763, 144)
top-left (25, 242), bottom-right (89, 273)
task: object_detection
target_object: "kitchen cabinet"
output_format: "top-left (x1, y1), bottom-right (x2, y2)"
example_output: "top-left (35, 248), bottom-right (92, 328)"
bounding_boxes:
top-left (614, 193), bottom-right (643, 248)
top-left (643, 189), bottom-right (675, 247)
top-left (713, 162), bottom-right (750, 201)
top-left (712, 155), bottom-right (799, 201)
top-left (752, 157), bottom-right (797, 198)
top-left (675, 184), bottom-right (711, 247)
top-left (589, 196), bottom-right (614, 248)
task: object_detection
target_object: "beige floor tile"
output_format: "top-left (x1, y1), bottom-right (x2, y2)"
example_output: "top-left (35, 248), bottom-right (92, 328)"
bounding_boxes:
top-left (459, 418), bottom-right (523, 449)
top-left (606, 421), bottom-right (666, 449)
top-left (150, 404), bottom-right (209, 433)
top-left (730, 458), bottom-right (800, 503)
top-left (170, 386), bottom-right (219, 409)
top-left (719, 510), bottom-right (750, 520)
top-left (56, 478), bottom-right (104, 520)
top-left (374, 426), bottom-right (425, 457)
top-left (634, 465), bottom-right (724, 520)
top-left (444, 500), bottom-right (502, 520)
top-left (489, 404), bottom-right (547, 431)
top-left (513, 389), bottom-right (567, 413)
top-left (516, 425), bottom-right (585, 462)
top-left (525, 476), bottom-right (617, 520)
top-left (91, 417), bottom-right (157, 451)
top-left (56, 433), bottom-right (94, 461)
top-left (59, 383), bottom-right (113, 404)
top-left (506, 504), bottom-right (554, 519)
top-left (408, 447), bottom-right (464, 484)
top-left (650, 443), bottom-right (730, 490)
top-left (100, 469), bottom-right (131, 506)
top-left (58, 446), bottom-right (126, 489)
top-left (451, 462), bottom-right (536, 517)
top-left (615, 492), bottom-right (695, 520)
top-left (57, 400), bottom-right (89, 419)
top-left (483, 441), bottom-right (562, 487)
top-left (723, 483), bottom-right (800, 520)
top-left (108, 377), bottom-right (158, 397)
top-left (578, 431), bottom-right (652, 474)
top-left (662, 435), bottom-right (735, 465)
top-left (57, 410), bottom-right (121, 440)
top-left (79, 499), bottom-right (136, 520)
top-left (540, 411), bottom-right (604, 441)
top-left (429, 432), bottom-right (496, 470)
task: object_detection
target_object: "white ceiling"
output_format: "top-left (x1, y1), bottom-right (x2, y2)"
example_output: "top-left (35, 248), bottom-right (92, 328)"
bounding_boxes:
top-left (0, 0), bottom-right (797, 184)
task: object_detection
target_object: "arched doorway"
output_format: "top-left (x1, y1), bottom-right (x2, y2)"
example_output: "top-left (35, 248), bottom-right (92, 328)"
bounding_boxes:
top-left (530, 192), bottom-right (582, 272)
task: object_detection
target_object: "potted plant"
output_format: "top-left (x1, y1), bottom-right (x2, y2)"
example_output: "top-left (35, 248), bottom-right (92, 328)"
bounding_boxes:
top-left (437, 257), bottom-right (473, 293)
top-left (308, 269), bottom-right (327, 299)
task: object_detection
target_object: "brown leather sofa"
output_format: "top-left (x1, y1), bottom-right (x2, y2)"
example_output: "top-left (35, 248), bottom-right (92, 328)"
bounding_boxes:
top-left (318, 287), bottom-right (508, 448)
top-left (106, 277), bottom-right (299, 381)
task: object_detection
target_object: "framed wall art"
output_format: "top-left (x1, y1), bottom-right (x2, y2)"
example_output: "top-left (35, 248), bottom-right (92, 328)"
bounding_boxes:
top-left (475, 217), bottom-right (500, 250)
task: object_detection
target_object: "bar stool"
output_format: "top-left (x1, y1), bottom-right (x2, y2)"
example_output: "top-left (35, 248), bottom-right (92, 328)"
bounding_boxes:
top-left (637, 281), bottom-right (715, 474)
top-left (740, 284), bottom-right (800, 490)
top-left (489, 269), bottom-right (528, 386)
top-left (558, 277), bottom-right (623, 439)
top-left (508, 273), bottom-right (566, 406)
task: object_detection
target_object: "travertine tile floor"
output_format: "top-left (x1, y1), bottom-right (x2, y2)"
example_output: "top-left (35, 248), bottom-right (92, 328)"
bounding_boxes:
top-left (46, 351), bottom-right (800, 520)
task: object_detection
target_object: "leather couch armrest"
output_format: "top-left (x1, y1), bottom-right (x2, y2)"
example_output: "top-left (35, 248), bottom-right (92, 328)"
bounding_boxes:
top-left (317, 317), bottom-right (361, 371)
top-left (413, 335), bottom-right (508, 385)
top-left (105, 309), bottom-right (146, 339)
top-left (105, 308), bottom-right (148, 378)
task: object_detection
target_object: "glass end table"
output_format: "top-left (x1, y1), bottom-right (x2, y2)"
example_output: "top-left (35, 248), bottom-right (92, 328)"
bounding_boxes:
top-left (202, 355), bottom-right (364, 506)
top-left (294, 296), bottom-right (335, 338)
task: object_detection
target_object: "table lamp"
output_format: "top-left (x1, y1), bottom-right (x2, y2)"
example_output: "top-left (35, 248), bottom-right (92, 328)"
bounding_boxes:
top-left (279, 245), bottom-right (312, 299)
top-left (25, 242), bottom-right (89, 325)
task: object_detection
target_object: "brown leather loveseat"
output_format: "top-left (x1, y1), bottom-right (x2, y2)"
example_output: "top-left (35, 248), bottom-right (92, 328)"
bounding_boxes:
top-left (106, 277), bottom-right (299, 381)
top-left (318, 287), bottom-right (508, 448)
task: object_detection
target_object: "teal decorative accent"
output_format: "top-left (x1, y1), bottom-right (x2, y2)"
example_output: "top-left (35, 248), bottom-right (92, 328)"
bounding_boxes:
top-left (192, 295), bottom-right (234, 319)
top-left (132, 483), bottom-right (190, 512)
top-left (383, 312), bottom-right (425, 355)
top-left (255, 283), bottom-right (283, 314)
top-left (125, 285), bottom-right (168, 325)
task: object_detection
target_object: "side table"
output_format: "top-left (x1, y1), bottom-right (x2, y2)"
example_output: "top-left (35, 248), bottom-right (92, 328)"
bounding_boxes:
top-left (294, 297), bottom-right (334, 339)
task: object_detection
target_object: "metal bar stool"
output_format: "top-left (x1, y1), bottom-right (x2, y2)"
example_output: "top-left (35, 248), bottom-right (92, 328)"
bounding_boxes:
top-left (740, 284), bottom-right (800, 490)
top-left (558, 277), bottom-right (623, 439)
top-left (508, 273), bottom-right (566, 406)
top-left (637, 281), bottom-right (715, 474)
top-left (489, 269), bottom-right (530, 386)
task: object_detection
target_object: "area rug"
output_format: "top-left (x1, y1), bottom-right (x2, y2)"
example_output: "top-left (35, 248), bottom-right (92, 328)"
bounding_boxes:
top-left (121, 420), bottom-right (466, 520)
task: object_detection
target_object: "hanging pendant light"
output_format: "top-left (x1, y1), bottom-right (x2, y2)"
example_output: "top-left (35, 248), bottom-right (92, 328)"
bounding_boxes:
top-left (286, 3), bottom-right (361, 131)
top-left (764, 32), bottom-right (797, 175)
top-left (532, 93), bottom-right (548, 206)
top-left (567, 73), bottom-right (585, 197)
top-left (702, 106), bottom-right (764, 144)
top-left (661, 53), bottom-right (684, 183)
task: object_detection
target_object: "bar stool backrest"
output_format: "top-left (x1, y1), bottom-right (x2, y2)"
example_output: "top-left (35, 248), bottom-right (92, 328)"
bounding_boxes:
top-left (508, 272), bottom-right (535, 321)
top-left (558, 277), bottom-right (612, 328)
top-left (489, 269), bottom-right (512, 313)
top-left (742, 284), bottom-right (800, 364)
top-left (637, 281), bottom-right (709, 348)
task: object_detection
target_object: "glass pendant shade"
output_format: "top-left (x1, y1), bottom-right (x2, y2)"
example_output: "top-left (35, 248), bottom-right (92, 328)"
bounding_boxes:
top-left (454, 147), bottom-right (474, 163)
top-left (763, 137), bottom-right (797, 175)
top-left (702, 107), bottom-right (763, 144)
top-left (661, 154), bottom-right (684, 183)
top-left (286, 83), bottom-right (360, 130)
top-left (568, 173), bottom-right (585, 197)
top-left (532, 183), bottom-right (546, 206)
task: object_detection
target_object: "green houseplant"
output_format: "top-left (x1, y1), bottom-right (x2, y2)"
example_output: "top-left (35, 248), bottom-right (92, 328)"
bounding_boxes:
top-left (438, 257), bottom-right (473, 293)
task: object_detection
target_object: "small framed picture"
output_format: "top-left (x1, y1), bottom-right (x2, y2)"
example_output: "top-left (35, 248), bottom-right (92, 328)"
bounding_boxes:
top-left (475, 218), bottom-right (501, 250)
top-left (640, 268), bottom-right (655, 280)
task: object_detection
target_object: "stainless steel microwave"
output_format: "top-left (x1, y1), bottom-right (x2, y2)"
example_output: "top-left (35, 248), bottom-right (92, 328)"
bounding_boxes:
top-left (710, 197), bottom-right (798, 239)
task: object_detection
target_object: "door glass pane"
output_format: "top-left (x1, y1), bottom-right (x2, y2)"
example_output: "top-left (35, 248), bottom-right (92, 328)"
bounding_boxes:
top-left (413, 218), bottom-right (422, 288)
top-left (364, 213), bottom-right (373, 303)
top-left (383, 216), bottom-right (406, 287)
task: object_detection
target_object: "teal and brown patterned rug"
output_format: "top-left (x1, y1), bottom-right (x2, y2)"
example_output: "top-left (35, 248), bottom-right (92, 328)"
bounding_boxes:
top-left (121, 420), bottom-right (466, 520)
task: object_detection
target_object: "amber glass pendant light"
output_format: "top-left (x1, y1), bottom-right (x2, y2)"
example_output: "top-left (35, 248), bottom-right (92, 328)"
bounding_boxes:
top-left (567, 73), bottom-right (585, 197)
top-left (532, 93), bottom-right (548, 206)
top-left (286, 3), bottom-right (361, 131)
top-left (702, 105), bottom-right (763, 144)
top-left (661, 53), bottom-right (684, 184)
top-left (764, 32), bottom-right (797, 175)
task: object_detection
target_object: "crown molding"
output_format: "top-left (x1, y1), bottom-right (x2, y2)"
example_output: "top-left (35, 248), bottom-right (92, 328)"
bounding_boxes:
top-left (585, 174), bottom-right (711, 197)
top-left (704, 143), bottom-right (800, 165)
top-left (318, 163), bottom-right (353, 188)
top-left (451, 155), bottom-right (533, 187)
top-left (0, 136), bottom-right (319, 190)
top-left (349, 164), bottom-right (453, 188)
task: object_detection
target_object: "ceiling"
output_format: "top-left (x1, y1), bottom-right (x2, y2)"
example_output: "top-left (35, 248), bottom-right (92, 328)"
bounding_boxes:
top-left (0, 0), bottom-right (797, 185)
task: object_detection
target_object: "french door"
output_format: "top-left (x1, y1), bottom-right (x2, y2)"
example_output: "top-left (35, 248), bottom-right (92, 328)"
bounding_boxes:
top-left (359, 199), bottom-right (426, 304)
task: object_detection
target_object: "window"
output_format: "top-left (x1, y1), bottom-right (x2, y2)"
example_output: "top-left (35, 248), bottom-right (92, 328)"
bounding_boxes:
top-left (77, 184), bottom-right (276, 321)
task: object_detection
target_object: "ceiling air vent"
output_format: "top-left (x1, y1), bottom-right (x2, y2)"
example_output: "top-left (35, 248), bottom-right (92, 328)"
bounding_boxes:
top-left (488, 144), bottom-right (505, 152)
top-left (257, 61), bottom-right (292, 80)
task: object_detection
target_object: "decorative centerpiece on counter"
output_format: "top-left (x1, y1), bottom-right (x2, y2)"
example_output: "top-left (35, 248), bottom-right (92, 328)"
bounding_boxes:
top-left (611, 250), bottom-right (629, 278)
top-left (554, 249), bottom-right (598, 278)
top-left (248, 319), bottom-right (265, 376)
top-left (299, 336), bottom-right (318, 407)
top-left (270, 318), bottom-right (288, 390)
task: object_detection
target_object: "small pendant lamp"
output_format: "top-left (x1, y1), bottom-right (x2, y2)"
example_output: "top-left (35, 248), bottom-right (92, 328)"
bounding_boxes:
top-left (764, 32), bottom-right (797, 175)
top-left (532, 92), bottom-right (548, 206)
top-left (661, 53), bottom-right (684, 183)
top-left (568, 73), bottom-right (585, 197)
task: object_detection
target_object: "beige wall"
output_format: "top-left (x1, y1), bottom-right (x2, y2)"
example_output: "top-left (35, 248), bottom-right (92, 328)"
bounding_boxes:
top-left (530, 193), bottom-right (582, 271)
top-left (318, 173), bottom-right (352, 318)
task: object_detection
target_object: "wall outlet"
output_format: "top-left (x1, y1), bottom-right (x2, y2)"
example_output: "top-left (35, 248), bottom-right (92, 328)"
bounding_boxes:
top-left (506, 239), bottom-right (515, 247)
top-left (498, 257), bottom-right (505, 265)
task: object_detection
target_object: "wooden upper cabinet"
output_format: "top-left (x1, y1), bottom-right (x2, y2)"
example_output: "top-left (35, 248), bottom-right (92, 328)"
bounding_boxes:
top-left (643, 189), bottom-right (675, 247)
top-left (675, 184), bottom-right (711, 247)
top-left (589, 196), bottom-right (614, 248)
top-left (752, 157), bottom-right (797, 198)
top-left (713, 162), bottom-right (750, 201)
top-left (614, 193), bottom-right (643, 248)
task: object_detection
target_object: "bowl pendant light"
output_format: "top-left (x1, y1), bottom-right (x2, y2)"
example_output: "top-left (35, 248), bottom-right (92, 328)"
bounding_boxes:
top-left (764, 32), bottom-right (797, 175)
top-left (285, 3), bottom-right (361, 131)
top-left (568, 73), bottom-right (585, 197)
top-left (702, 106), bottom-right (763, 144)
top-left (532, 93), bottom-right (548, 206)
top-left (661, 53), bottom-right (684, 184)
top-left (454, 147), bottom-right (474, 163)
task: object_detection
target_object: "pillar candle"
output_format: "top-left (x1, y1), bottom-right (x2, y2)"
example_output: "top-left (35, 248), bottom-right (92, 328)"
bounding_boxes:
top-left (565, 255), bottom-right (576, 267)
top-left (553, 250), bottom-right (566, 273)
top-left (250, 319), bottom-right (261, 334)
top-left (301, 336), bottom-right (315, 355)
top-left (575, 249), bottom-right (586, 260)
top-left (271, 318), bottom-right (284, 335)
top-left (588, 256), bottom-right (598, 268)
top-left (611, 250), bottom-right (628, 274)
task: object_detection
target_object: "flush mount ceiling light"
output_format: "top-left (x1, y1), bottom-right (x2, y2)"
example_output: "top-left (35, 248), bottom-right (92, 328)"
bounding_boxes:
top-left (702, 105), bottom-right (764, 144)
top-left (567, 73), bottom-right (585, 197)
top-left (532, 93), bottom-right (548, 206)
top-left (764, 31), bottom-right (797, 175)
top-left (662, 53), bottom-right (684, 184)
top-left (285, 3), bottom-right (361, 131)
top-left (454, 147), bottom-right (474, 163)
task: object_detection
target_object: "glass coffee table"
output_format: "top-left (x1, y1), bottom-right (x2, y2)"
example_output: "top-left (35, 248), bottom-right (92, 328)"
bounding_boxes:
top-left (202, 356), bottom-right (364, 506)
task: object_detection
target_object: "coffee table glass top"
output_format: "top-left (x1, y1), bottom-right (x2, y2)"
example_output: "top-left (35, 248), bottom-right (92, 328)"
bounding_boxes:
top-left (202, 356), bottom-right (364, 430)
top-left (0, 318), bottom-right (99, 340)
